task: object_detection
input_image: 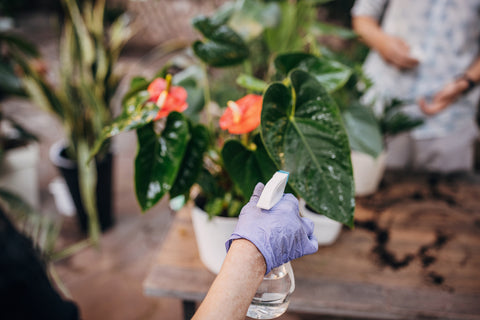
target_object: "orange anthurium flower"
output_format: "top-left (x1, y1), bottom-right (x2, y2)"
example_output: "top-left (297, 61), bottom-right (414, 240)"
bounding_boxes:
top-left (147, 75), bottom-right (188, 120)
top-left (219, 94), bottom-right (263, 134)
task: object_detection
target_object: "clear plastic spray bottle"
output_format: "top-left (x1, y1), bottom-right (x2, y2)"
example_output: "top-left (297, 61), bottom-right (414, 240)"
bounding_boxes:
top-left (247, 171), bottom-right (295, 319)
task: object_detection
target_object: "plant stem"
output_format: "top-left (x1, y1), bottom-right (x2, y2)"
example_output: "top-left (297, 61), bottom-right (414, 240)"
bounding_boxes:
top-left (51, 238), bottom-right (94, 262)
top-left (243, 59), bottom-right (253, 76)
top-left (202, 63), bottom-right (212, 129)
top-left (48, 264), bottom-right (72, 299)
top-left (241, 133), bottom-right (249, 146)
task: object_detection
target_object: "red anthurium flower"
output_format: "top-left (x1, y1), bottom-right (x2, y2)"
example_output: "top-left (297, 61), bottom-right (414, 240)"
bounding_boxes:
top-left (147, 75), bottom-right (188, 120)
top-left (219, 94), bottom-right (263, 134)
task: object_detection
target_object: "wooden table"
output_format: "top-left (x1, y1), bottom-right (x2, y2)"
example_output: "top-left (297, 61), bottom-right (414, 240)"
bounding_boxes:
top-left (144, 173), bottom-right (480, 319)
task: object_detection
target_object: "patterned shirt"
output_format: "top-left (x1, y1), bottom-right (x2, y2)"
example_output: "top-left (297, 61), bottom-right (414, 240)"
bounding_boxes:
top-left (352, 0), bottom-right (480, 139)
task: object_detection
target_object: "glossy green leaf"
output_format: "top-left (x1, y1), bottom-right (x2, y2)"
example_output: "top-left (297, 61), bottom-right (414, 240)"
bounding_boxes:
top-left (342, 104), bottom-right (384, 158)
top-left (261, 70), bottom-right (354, 226)
top-left (380, 98), bottom-right (424, 136)
top-left (275, 53), bottom-right (352, 93)
top-left (381, 112), bottom-right (424, 136)
top-left (252, 134), bottom-right (279, 185)
top-left (90, 92), bottom-right (155, 158)
top-left (170, 124), bottom-right (209, 198)
top-left (122, 77), bottom-right (149, 105)
top-left (197, 168), bottom-right (222, 198)
top-left (236, 74), bottom-right (267, 92)
top-left (135, 112), bottom-right (190, 211)
top-left (192, 15), bottom-right (249, 67)
top-left (222, 140), bottom-right (263, 198)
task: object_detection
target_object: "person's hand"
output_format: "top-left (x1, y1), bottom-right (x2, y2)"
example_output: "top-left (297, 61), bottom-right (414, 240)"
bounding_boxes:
top-left (418, 78), bottom-right (470, 115)
top-left (225, 183), bottom-right (318, 274)
top-left (377, 35), bottom-right (419, 70)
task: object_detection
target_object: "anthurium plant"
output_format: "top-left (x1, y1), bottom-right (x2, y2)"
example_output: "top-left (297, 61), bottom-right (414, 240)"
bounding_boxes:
top-left (94, 0), bottom-right (357, 227)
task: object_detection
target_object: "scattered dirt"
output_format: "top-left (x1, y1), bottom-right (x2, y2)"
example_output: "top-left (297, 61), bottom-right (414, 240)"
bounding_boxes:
top-left (355, 219), bottom-right (414, 270)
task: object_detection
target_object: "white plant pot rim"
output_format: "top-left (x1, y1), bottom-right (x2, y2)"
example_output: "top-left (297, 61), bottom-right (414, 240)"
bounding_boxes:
top-left (191, 206), bottom-right (238, 274)
top-left (351, 150), bottom-right (387, 196)
top-left (299, 199), bottom-right (342, 245)
top-left (49, 140), bottom-right (76, 169)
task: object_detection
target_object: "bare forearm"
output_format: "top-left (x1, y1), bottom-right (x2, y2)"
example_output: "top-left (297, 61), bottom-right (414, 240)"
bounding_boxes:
top-left (464, 57), bottom-right (480, 83)
top-left (352, 16), bottom-right (418, 69)
top-left (352, 16), bottom-right (387, 53)
top-left (192, 239), bottom-right (266, 320)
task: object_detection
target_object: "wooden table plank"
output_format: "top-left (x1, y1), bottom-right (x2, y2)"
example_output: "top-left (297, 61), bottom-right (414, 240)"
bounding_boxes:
top-left (144, 173), bottom-right (480, 319)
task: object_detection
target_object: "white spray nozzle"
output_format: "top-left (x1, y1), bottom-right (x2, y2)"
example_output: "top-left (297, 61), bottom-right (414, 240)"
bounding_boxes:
top-left (256, 171), bottom-right (289, 210)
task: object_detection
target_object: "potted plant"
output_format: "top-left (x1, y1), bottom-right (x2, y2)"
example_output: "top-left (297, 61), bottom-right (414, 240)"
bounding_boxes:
top-left (93, 0), bottom-right (356, 273)
top-left (16, 0), bottom-right (131, 244)
top-left (333, 66), bottom-right (424, 196)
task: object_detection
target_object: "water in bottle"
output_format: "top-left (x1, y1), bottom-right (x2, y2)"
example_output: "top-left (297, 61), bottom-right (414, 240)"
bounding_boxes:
top-left (247, 262), bottom-right (295, 319)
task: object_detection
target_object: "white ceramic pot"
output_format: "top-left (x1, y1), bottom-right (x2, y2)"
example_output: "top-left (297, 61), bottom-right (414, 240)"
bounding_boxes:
top-left (299, 199), bottom-right (342, 246)
top-left (0, 142), bottom-right (39, 208)
top-left (191, 206), bottom-right (238, 274)
top-left (351, 150), bottom-right (387, 196)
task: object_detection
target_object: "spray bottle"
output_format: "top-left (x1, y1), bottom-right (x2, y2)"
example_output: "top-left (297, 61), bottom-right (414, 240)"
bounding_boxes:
top-left (247, 171), bottom-right (295, 319)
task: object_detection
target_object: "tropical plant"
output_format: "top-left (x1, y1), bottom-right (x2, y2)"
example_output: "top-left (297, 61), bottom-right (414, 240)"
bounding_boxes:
top-left (0, 31), bottom-right (40, 161)
top-left (16, 0), bottom-right (131, 244)
top-left (93, 0), bottom-right (358, 227)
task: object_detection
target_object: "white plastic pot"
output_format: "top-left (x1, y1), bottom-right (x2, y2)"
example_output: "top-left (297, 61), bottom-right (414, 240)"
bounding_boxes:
top-left (351, 150), bottom-right (387, 196)
top-left (191, 206), bottom-right (238, 274)
top-left (0, 142), bottom-right (39, 208)
top-left (299, 199), bottom-right (342, 246)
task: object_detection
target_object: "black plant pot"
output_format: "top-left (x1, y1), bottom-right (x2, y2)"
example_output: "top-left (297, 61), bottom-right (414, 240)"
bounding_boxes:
top-left (50, 141), bottom-right (114, 233)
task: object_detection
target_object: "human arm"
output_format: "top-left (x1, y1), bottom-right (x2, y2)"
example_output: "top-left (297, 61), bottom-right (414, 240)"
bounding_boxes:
top-left (419, 56), bottom-right (480, 115)
top-left (193, 183), bottom-right (318, 319)
top-left (352, 15), bottom-right (419, 70)
top-left (192, 239), bottom-right (266, 320)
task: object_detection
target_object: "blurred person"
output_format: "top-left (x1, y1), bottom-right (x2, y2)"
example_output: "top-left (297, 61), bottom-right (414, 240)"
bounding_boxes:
top-left (0, 207), bottom-right (79, 320)
top-left (352, 0), bottom-right (480, 172)
top-left (193, 183), bottom-right (318, 320)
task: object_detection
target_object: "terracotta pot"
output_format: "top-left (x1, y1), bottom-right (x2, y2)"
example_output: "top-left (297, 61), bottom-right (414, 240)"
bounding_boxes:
top-left (351, 150), bottom-right (387, 196)
top-left (191, 206), bottom-right (238, 274)
top-left (0, 142), bottom-right (39, 208)
top-left (299, 199), bottom-right (342, 246)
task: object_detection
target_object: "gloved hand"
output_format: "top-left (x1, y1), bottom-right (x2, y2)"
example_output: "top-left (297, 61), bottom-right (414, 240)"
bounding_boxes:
top-left (225, 183), bottom-right (318, 274)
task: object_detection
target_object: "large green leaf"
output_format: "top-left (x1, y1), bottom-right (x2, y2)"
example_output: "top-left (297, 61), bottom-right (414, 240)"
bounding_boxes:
top-left (380, 98), bottom-right (424, 136)
top-left (261, 70), bottom-right (354, 226)
top-left (170, 124), bottom-right (209, 198)
top-left (275, 53), bottom-right (352, 93)
top-left (252, 134), bottom-right (279, 187)
top-left (341, 104), bottom-right (384, 158)
top-left (91, 92), bottom-right (155, 157)
top-left (222, 141), bottom-right (261, 199)
top-left (121, 77), bottom-right (150, 106)
top-left (192, 15), bottom-right (249, 67)
top-left (135, 112), bottom-right (190, 211)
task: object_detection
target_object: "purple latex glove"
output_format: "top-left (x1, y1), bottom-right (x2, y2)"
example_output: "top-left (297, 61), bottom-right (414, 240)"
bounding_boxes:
top-left (226, 183), bottom-right (318, 274)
